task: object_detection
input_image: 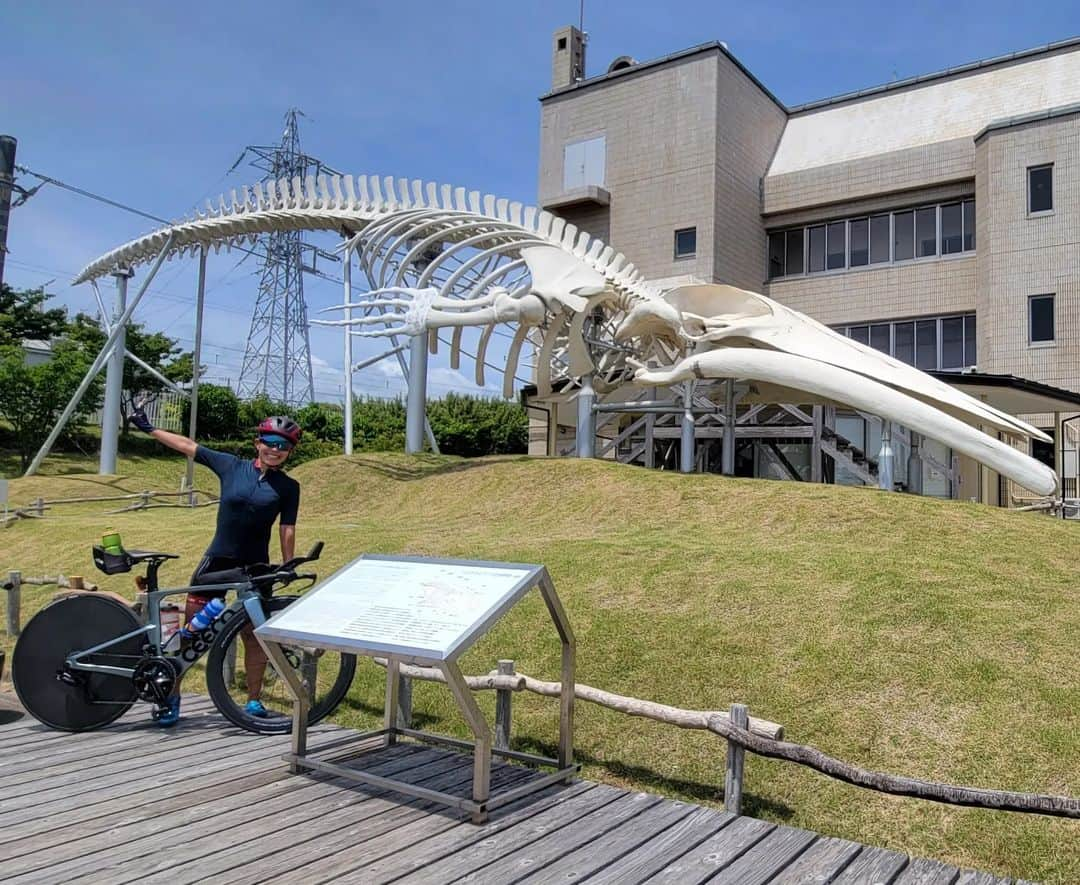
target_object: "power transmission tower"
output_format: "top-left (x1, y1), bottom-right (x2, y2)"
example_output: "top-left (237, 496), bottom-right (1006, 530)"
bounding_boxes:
top-left (235, 110), bottom-right (337, 407)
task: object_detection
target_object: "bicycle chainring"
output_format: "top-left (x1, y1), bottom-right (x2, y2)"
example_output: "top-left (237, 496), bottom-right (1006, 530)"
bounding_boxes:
top-left (132, 657), bottom-right (178, 703)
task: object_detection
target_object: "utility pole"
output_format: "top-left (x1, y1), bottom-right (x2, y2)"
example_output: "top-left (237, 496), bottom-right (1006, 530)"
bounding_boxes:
top-left (0, 136), bottom-right (17, 290)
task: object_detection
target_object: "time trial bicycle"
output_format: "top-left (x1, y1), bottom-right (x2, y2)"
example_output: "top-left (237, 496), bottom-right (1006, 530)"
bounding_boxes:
top-left (12, 540), bottom-right (356, 734)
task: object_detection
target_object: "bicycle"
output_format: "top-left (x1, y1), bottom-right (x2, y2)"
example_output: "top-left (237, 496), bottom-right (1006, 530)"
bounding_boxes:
top-left (12, 540), bottom-right (356, 734)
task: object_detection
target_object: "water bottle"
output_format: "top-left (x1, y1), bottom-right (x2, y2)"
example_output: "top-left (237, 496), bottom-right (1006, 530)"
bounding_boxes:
top-left (102, 530), bottom-right (124, 556)
top-left (181, 597), bottom-right (226, 638)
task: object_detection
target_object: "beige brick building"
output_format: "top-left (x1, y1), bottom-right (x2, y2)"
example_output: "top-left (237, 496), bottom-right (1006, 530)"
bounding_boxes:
top-left (530, 29), bottom-right (1080, 504)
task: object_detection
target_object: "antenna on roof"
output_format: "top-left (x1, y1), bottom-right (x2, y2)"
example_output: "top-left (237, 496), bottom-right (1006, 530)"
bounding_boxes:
top-left (579, 0), bottom-right (584, 34)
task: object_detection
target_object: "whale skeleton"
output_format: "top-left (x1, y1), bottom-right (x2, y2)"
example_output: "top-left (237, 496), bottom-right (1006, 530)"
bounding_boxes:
top-left (74, 172), bottom-right (1058, 496)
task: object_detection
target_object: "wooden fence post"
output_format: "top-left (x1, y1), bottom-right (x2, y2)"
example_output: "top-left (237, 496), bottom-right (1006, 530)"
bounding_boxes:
top-left (5, 570), bottom-right (21, 637)
top-left (724, 703), bottom-right (749, 815)
top-left (494, 659), bottom-right (515, 750)
top-left (34, 498), bottom-right (44, 516)
top-left (396, 674), bottom-right (412, 729)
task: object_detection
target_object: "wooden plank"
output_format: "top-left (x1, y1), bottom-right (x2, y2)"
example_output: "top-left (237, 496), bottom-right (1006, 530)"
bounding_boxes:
top-left (347, 781), bottom-right (599, 883)
top-left (767, 835), bottom-right (864, 883)
top-left (707, 825), bottom-right (819, 884)
top-left (222, 763), bottom-right (541, 885)
top-left (0, 737), bottom-right (313, 845)
top-left (0, 695), bottom-right (218, 752)
top-left (831, 845), bottom-right (911, 883)
top-left (954, 873), bottom-right (1011, 885)
top-left (893, 857), bottom-right (962, 884)
top-left (94, 751), bottom-right (482, 884)
top-left (645, 814), bottom-right (776, 884)
top-left (390, 784), bottom-right (626, 884)
top-left (0, 723), bottom-right (271, 790)
top-left (584, 807), bottom-right (734, 885)
top-left (12, 749), bottom-right (462, 885)
top-left (2, 745), bottom-right (429, 869)
top-left (512, 797), bottom-right (698, 884)
top-left (0, 725), bottom-right (289, 804)
top-left (0, 729), bottom-right (303, 825)
top-left (6, 757), bottom-right (445, 885)
top-left (452, 791), bottom-right (664, 884)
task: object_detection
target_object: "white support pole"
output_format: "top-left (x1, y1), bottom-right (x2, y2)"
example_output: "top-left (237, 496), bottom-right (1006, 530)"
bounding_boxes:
top-left (576, 374), bottom-right (595, 458)
top-left (342, 250), bottom-right (354, 456)
top-left (184, 246), bottom-right (208, 496)
top-left (99, 269), bottom-right (132, 474)
top-left (680, 381), bottom-right (695, 474)
top-left (25, 233), bottom-right (177, 476)
top-left (721, 379), bottom-right (736, 476)
top-left (908, 431), bottom-right (924, 495)
top-left (405, 333), bottom-right (428, 454)
top-left (878, 420), bottom-right (894, 491)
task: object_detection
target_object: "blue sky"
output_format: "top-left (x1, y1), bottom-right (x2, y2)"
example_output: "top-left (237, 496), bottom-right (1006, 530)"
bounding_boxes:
top-left (4, 1), bottom-right (1078, 399)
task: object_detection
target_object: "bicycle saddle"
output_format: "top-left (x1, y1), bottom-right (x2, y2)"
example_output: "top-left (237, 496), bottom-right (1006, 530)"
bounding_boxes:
top-left (126, 549), bottom-right (180, 563)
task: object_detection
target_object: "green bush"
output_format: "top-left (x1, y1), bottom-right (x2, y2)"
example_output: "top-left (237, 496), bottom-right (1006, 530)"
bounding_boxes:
top-left (427, 394), bottom-right (528, 456)
top-left (185, 384), bottom-right (240, 440)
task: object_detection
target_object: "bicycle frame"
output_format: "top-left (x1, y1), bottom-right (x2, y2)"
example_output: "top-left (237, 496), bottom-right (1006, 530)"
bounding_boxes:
top-left (65, 583), bottom-right (272, 681)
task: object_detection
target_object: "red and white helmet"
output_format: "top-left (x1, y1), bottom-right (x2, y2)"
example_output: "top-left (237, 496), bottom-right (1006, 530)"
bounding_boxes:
top-left (256, 415), bottom-right (302, 445)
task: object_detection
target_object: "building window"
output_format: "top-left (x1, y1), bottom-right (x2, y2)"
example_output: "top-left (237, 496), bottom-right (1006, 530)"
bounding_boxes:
top-left (870, 323), bottom-right (890, 353)
top-left (563, 135), bottom-right (605, 191)
top-left (941, 316), bottom-right (965, 368)
top-left (768, 232), bottom-right (784, 278)
top-left (674, 227), bottom-right (697, 259)
top-left (941, 203), bottom-right (963, 254)
top-left (915, 319), bottom-right (937, 370)
top-left (838, 314), bottom-right (975, 371)
top-left (786, 229), bottom-right (804, 275)
top-left (1028, 165), bottom-right (1053, 214)
top-left (962, 199), bottom-right (975, 251)
top-left (826, 221), bottom-right (846, 270)
top-left (869, 214), bottom-right (890, 264)
top-left (808, 225), bottom-right (826, 273)
top-left (849, 217), bottom-right (869, 267)
top-left (1029, 294), bottom-right (1055, 344)
top-left (894, 322), bottom-right (915, 365)
top-left (557, 36), bottom-right (567, 50)
top-left (766, 198), bottom-right (973, 280)
top-left (915, 207), bottom-right (937, 258)
top-left (893, 210), bottom-right (914, 261)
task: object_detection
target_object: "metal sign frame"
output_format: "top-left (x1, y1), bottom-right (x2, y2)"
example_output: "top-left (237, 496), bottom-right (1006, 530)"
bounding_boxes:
top-left (255, 554), bottom-right (577, 823)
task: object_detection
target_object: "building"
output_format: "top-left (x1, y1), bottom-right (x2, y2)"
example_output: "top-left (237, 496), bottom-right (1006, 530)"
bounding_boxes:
top-left (529, 27), bottom-right (1080, 503)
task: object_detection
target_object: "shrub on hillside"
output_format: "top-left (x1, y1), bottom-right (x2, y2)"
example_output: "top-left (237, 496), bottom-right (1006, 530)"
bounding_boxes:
top-left (185, 384), bottom-right (240, 440)
top-left (427, 394), bottom-right (527, 456)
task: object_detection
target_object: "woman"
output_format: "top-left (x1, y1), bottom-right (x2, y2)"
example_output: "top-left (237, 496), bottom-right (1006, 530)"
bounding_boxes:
top-left (130, 403), bottom-right (302, 726)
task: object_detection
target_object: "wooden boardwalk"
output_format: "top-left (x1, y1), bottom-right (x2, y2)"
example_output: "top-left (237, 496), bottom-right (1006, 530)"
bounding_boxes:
top-left (0, 695), bottom-right (1021, 884)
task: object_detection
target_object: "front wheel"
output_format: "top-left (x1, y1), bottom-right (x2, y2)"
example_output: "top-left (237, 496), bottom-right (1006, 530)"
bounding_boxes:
top-left (205, 596), bottom-right (356, 734)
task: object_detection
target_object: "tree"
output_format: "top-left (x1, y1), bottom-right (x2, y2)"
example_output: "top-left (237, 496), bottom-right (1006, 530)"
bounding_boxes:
top-left (0, 284), bottom-right (68, 346)
top-left (0, 338), bottom-right (101, 470)
top-left (66, 313), bottom-right (195, 433)
top-left (184, 383), bottom-right (240, 439)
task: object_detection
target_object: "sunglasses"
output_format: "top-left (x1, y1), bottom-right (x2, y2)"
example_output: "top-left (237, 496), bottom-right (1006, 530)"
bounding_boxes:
top-left (259, 439), bottom-right (293, 452)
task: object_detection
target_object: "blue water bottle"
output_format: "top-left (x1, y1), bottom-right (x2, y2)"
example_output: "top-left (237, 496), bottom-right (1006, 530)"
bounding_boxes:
top-left (182, 597), bottom-right (226, 638)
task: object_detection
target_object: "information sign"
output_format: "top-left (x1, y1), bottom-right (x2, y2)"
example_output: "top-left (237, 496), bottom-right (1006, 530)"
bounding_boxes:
top-left (256, 555), bottom-right (543, 661)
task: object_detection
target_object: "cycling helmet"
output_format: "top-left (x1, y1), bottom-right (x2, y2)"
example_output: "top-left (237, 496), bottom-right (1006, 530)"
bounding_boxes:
top-left (257, 415), bottom-right (302, 445)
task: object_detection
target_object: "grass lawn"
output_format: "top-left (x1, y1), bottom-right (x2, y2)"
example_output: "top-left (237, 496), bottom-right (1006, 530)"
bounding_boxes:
top-left (1, 451), bottom-right (1077, 881)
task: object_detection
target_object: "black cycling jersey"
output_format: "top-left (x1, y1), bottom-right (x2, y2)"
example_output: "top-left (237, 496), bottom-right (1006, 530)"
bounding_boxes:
top-left (195, 445), bottom-right (300, 566)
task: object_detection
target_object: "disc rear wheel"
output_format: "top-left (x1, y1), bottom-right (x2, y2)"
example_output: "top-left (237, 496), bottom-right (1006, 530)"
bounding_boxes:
top-left (13, 595), bottom-right (143, 731)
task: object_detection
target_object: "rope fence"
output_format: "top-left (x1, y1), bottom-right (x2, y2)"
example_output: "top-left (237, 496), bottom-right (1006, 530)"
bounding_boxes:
top-left (374, 657), bottom-right (1080, 820)
top-left (1, 488), bottom-right (219, 527)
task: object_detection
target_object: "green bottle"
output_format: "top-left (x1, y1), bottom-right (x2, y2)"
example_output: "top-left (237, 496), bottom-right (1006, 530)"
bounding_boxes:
top-left (102, 530), bottom-right (124, 556)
